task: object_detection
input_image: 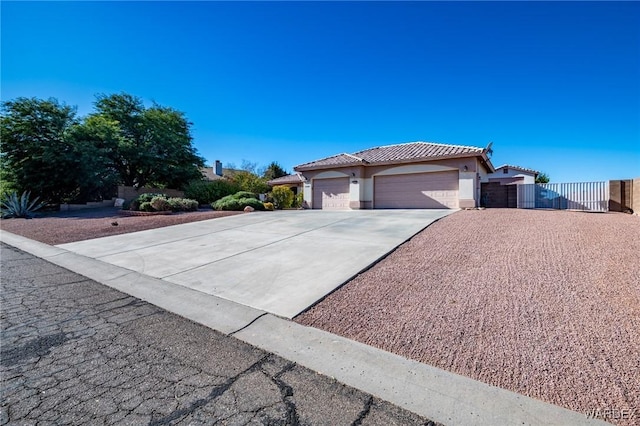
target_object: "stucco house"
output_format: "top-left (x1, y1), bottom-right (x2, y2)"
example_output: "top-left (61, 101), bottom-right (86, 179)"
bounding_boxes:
top-left (294, 141), bottom-right (496, 210)
top-left (490, 165), bottom-right (538, 185)
top-left (267, 173), bottom-right (306, 195)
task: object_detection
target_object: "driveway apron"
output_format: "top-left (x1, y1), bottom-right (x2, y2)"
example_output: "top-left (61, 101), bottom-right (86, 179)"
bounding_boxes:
top-left (58, 210), bottom-right (455, 318)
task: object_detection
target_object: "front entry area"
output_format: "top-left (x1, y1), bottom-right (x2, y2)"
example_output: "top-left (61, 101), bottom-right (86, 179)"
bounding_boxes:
top-left (312, 177), bottom-right (350, 210)
top-left (374, 171), bottom-right (459, 209)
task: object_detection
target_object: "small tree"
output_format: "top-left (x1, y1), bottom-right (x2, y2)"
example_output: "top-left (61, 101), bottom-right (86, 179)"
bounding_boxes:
top-left (231, 171), bottom-right (270, 194)
top-left (263, 161), bottom-right (288, 181)
top-left (184, 180), bottom-right (240, 204)
top-left (536, 172), bottom-right (550, 184)
top-left (271, 186), bottom-right (294, 209)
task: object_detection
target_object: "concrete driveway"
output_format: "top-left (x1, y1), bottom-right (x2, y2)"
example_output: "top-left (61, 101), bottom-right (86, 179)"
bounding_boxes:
top-left (58, 209), bottom-right (455, 318)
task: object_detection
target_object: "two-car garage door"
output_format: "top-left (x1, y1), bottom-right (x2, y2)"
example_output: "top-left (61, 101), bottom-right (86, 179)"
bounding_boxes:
top-left (374, 171), bottom-right (459, 209)
top-left (312, 171), bottom-right (459, 209)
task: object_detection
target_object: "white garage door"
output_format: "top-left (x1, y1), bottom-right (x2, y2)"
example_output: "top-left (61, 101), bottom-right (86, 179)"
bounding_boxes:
top-left (374, 171), bottom-right (459, 209)
top-left (313, 178), bottom-right (350, 210)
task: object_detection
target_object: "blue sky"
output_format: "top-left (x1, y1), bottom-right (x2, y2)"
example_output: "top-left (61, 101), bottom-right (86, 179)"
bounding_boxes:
top-left (2, 1), bottom-right (639, 182)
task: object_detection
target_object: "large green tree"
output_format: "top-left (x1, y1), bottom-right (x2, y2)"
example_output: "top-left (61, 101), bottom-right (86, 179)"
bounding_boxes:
top-left (1, 93), bottom-right (206, 203)
top-left (91, 93), bottom-right (205, 188)
top-left (0, 97), bottom-right (90, 203)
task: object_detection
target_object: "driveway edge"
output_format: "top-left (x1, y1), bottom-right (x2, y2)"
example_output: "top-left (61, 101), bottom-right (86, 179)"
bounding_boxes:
top-left (0, 230), bottom-right (266, 335)
top-left (0, 230), bottom-right (611, 426)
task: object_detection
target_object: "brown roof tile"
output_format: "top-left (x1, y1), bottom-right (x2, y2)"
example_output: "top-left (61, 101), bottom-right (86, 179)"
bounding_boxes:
top-left (295, 153), bottom-right (366, 170)
top-left (267, 173), bottom-right (306, 186)
top-left (495, 164), bottom-right (539, 175)
top-left (295, 141), bottom-right (485, 171)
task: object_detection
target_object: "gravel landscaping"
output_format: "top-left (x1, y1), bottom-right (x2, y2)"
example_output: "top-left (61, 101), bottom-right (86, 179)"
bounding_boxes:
top-left (0, 207), bottom-right (243, 245)
top-left (2, 206), bottom-right (638, 424)
top-left (297, 209), bottom-right (640, 426)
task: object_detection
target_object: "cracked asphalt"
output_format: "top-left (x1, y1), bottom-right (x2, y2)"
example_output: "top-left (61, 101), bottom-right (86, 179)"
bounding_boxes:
top-left (0, 243), bottom-right (437, 425)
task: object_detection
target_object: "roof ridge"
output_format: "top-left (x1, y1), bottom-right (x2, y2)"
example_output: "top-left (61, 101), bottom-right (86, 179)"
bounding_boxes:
top-left (496, 164), bottom-right (539, 173)
top-left (343, 153), bottom-right (366, 162)
top-left (356, 141), bottom-right (484, 153)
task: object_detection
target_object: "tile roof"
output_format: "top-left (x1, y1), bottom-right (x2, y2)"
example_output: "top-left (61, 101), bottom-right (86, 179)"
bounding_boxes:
top-left (295, 153), bottom-right (368, 170)
top-left (295, 141), bottom-right (486, 171)
top-left (267, 173), bottom-right (306, 185)
top-left (495, 164), bottom-right (539, 174)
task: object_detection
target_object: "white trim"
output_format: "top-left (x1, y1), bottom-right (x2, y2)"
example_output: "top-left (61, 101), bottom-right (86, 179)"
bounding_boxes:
top-left (313, 170), bottom-right (351, 179)
top-left (373, 164), bottom-right (458, 176)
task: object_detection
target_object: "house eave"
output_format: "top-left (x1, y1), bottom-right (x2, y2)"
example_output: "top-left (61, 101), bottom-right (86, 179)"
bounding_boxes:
top-left (295, 151), bottom-right (490, 172)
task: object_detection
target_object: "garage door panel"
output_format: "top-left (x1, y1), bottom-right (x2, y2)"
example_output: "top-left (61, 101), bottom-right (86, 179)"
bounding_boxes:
top-left (313, 178), bottom-right (350, 210)
top-left (374, 171), bottom-right (459, 209)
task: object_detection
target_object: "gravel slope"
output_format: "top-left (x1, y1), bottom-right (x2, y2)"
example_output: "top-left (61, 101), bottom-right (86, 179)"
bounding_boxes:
top-left (0, 208), bottom-right (243, 245)
top-left (296, 209), bottom-right (640, 426)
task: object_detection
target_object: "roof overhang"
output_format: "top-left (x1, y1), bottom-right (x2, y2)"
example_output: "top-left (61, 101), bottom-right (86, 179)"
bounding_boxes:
top-left (295, 151), bottom-right (495, 172)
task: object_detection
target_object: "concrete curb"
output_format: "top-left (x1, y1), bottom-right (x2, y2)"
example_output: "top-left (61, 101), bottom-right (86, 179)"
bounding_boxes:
top-left (0, 230), bottom-right (611, 426)
top-left (0, 230), bottom-right (265, 335)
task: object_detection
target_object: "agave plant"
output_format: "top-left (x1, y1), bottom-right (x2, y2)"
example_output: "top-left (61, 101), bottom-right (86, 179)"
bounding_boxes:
top-left (0, 191), bottom-right (46, 219)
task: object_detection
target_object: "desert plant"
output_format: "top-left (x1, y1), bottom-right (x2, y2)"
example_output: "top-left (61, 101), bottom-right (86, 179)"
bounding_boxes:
top-left (150, 196), bottom-right (172, 212)
top-left (139, 201), bottom-right (154, 212)
top-left (0, 190), bottom-right (46, 218)
top-left (231, 191), bottom-right (258, 200)
top-left (271, 185), bottom-right (294, 209)
top-left (128, 193), bottom-right (167, 211)
top-left (212, 195), bottom-right (265, 211)
top-left (263, 202), bottom-right (274, 211)
top-left (167, 197), bottom-right (199, 212)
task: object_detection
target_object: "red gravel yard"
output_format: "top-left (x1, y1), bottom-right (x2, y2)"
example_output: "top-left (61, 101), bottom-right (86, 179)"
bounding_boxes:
top-left (296, 209), bottom-right (640, 425)
top-left (0, 208), bottom-right (242, 245)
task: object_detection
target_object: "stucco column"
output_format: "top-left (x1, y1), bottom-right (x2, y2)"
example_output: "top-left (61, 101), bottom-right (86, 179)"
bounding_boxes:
top-left (303, 182), bottom-right (312, 208)
top-left (458, 171), bottom-right (477, 208)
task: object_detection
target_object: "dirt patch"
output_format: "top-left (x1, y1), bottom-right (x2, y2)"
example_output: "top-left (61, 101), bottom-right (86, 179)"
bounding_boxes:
top-left (296, 209), bottom-right (640, 425)
top-left (0, 207), bottom-right (243, 245)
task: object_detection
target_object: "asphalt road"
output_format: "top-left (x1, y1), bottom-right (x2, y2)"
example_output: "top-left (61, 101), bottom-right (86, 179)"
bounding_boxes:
top-left (0, 243), bottom-right (437, 425)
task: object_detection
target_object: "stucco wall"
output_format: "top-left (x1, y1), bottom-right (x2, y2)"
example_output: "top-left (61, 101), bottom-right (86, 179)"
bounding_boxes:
top-left (634, 178), bottom-right (640, 215)
top-left (489, 167), bottom-right (536, 184)
top-left (117, 185), bottom-right (184, 201)
top-left (300, 158), bottom-right (484, 209)
top-left (609, 180), bottom-right (632, 212)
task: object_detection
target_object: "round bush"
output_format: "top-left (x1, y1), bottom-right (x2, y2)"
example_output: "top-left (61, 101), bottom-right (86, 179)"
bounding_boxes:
top-left (212, 196), bottom-right (265, 211)
top-left (150, 196), bottom-right (172, 211)
top-left (139, 201), bottom-right (154, 212)
top-left (271, 186), bottom-right (294, 209)
top-left (232, 191), bottom-right (258, 200)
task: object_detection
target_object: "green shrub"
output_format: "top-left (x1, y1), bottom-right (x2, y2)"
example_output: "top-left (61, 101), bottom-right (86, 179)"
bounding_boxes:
top-left (0, 190), bottom-right (46, 219)
top-left (128, 193), bottom-right (167, 211)
top-left (167, 197), bottom-right (198, 212)
top-left (293, 192), bottom-right (304, 208)
top-left (212, 195), bottom-right (265, 211)
top-left (263, 202), bottom-right (274, 211)
top-left (271, 185), bottom-right (294, 209)
top-left (139, 201), bottom-right (154, 212)
top-left (137, 193), bottom-right (166, 203)
top-left (150, 196), bottom-right (172, 212)
top-left (232, 191), bottom-right (258, 200)
top-left (183, 180), bottom-right (239, 205)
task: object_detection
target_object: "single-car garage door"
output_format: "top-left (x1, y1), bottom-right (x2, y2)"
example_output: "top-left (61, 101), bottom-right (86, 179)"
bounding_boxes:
top-left (313, 178), bottom-right (350, 210)
top-left (374, 171), bottom-right (459, 209)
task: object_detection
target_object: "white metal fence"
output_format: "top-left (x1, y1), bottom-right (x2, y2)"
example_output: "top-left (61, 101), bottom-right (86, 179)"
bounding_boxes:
top-left (517, 182), bottom-right (609, 212)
